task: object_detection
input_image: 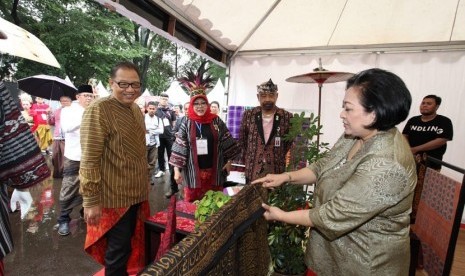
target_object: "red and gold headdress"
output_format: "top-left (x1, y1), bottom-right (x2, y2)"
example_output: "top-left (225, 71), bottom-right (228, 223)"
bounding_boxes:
top-left (178, 61), bottom-right (215, 97)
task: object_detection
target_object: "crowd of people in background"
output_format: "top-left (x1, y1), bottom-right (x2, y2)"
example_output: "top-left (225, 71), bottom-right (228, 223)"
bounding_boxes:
top-left (1, 61), bottom-right (456, 275)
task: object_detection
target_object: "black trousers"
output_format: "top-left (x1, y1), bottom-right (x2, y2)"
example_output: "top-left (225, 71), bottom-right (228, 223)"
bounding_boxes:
top-left (157, 136), bottom-right (172, 171)
top-left (157, 137), bottom-right (178, 193)
top-left (104, 203), bottom-right (139, 276)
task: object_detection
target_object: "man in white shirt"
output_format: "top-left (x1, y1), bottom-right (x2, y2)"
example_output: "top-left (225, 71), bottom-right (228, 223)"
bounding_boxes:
top-left (56, 85), bottom-right (94, 236)
top-left (48, 95), bottom-right (72, 178)
top-left (145, 101), bottom-right (163, 184)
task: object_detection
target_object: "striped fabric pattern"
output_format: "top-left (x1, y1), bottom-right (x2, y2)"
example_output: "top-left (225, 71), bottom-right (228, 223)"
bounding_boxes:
top-left (226, 105), bottom-right (253, 139)
top-left (79, 97), bottom-right (148, 208)
top-left (170, 117), bottom-right (239, 189)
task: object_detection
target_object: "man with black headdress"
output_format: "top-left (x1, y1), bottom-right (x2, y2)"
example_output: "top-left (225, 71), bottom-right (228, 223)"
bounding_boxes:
top-left (238, 79), bottom-right (293, 183)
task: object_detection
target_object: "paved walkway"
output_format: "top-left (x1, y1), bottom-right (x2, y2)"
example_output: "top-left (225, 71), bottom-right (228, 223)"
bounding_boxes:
top-left (4, 157), bottom-right (172, 275)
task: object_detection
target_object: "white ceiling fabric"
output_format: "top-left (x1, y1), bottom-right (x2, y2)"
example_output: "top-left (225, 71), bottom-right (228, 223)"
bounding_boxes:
top-left (149, 0), bottom-right (465, 54)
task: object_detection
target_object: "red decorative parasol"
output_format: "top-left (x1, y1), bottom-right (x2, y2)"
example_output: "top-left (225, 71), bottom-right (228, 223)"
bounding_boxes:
top-left (286, 59), bottom-right (354, 146)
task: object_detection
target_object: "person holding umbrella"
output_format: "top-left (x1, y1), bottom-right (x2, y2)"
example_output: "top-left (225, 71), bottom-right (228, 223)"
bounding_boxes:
top-left (30, 96), bottom-right (52, 154)
top-left (18, 75), bottom-right (78, 155)
top-left (0, 16), bottom-right (56, 274)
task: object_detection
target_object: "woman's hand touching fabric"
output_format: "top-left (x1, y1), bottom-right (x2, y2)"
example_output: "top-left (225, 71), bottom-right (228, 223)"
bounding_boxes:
top-left (251, 173), bottom-right (287, 188)
top-left (261, 203), bottom-right (285, 221)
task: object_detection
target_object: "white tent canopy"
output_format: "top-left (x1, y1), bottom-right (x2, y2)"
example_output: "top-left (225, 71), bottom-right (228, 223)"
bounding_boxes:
top-left (207, 79), bottom-right (225, 108)
top-left (165, 81), bottom-right (190, 105)
top-left (104, 0), bottom-right (465, 56)
top-left (95, 81), bottom-right (110, 97)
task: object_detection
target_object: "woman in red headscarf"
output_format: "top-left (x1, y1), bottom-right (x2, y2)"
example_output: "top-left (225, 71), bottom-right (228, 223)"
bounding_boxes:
top-left (169, 63), bottom-right (240, 202)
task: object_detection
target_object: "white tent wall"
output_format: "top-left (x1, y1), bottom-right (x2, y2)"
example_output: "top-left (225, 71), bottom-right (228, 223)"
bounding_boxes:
top-left (230, 51), bottom-right (465, 223)
top-left (229, 51), bottom-right (465, 176)
top-left (207, 79), bottom-right (226, 120)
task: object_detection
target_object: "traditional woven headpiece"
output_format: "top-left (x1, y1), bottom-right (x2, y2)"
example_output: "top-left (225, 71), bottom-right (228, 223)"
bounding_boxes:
top-left (257, 79), bottom-right (278, 93)
top-left (178, 61), bottom-right (215, 97)
top-left (19, 92), bottom-right (33, 103)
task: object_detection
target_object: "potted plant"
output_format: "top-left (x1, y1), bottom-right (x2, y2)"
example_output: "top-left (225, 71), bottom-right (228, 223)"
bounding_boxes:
top-left (267, 112), bottom-right (328, 275)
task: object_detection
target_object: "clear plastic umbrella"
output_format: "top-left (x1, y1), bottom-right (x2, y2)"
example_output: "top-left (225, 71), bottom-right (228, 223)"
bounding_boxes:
top-left (0, 17), bottom-right (60, 68)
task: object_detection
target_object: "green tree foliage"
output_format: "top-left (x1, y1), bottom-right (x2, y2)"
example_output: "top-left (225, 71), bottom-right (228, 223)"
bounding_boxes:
top-left (0, 0), bottom-right (226, 95)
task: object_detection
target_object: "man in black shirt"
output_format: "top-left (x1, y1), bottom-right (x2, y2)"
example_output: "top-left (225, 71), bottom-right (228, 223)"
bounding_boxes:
top-left (402, 94), bottom-right (453, 169)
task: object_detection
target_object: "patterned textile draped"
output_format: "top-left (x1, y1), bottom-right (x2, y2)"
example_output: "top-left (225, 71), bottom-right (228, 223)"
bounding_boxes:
top-left (59, 158), bottom-right (82, 211)
top-left (154, 196), bottom-right (176, 261)
top-left (0, 81), bottom-right (50, 258)
top-left (412, 168), bottom-right (463, 275)
top-left (410, 154), bottom-right (427, 223)
top-left (226, 106), bottom-right (254, 139)
top-left (238, 106), bottom-right (293, 182)
top-left (139, 184), bottom-right (270, 275)
top-left (0, 83), bottom-right (50, 188)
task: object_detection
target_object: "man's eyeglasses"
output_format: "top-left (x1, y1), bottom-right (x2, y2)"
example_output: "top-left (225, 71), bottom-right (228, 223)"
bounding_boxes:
top-left (114, 81), bottom-right (141, 89)
top-left (79, 93), bottom-right (94, 98)
top-left (193, 102), bottom-right (207, 107)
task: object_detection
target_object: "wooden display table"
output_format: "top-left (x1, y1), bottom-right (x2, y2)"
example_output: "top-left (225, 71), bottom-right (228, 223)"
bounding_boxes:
top-left (144, 201), bottom-right (196, 264)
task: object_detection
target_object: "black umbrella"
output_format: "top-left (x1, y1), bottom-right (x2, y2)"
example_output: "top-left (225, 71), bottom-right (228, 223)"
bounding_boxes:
top-left (18, 74), bottom-right (77, 101)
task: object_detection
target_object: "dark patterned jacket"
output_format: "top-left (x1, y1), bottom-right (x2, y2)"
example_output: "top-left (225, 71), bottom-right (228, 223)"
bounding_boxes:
top-left (238, 106), bottom-right (293, 182)
top-left (0, 81), bottom-right (50, 258)
top-left (170, 117), bottom-right (240, 188)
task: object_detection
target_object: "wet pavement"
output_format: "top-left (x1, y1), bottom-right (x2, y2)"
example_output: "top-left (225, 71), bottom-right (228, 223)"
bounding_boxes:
top-left (4, 156), bottom-right (172, 276)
